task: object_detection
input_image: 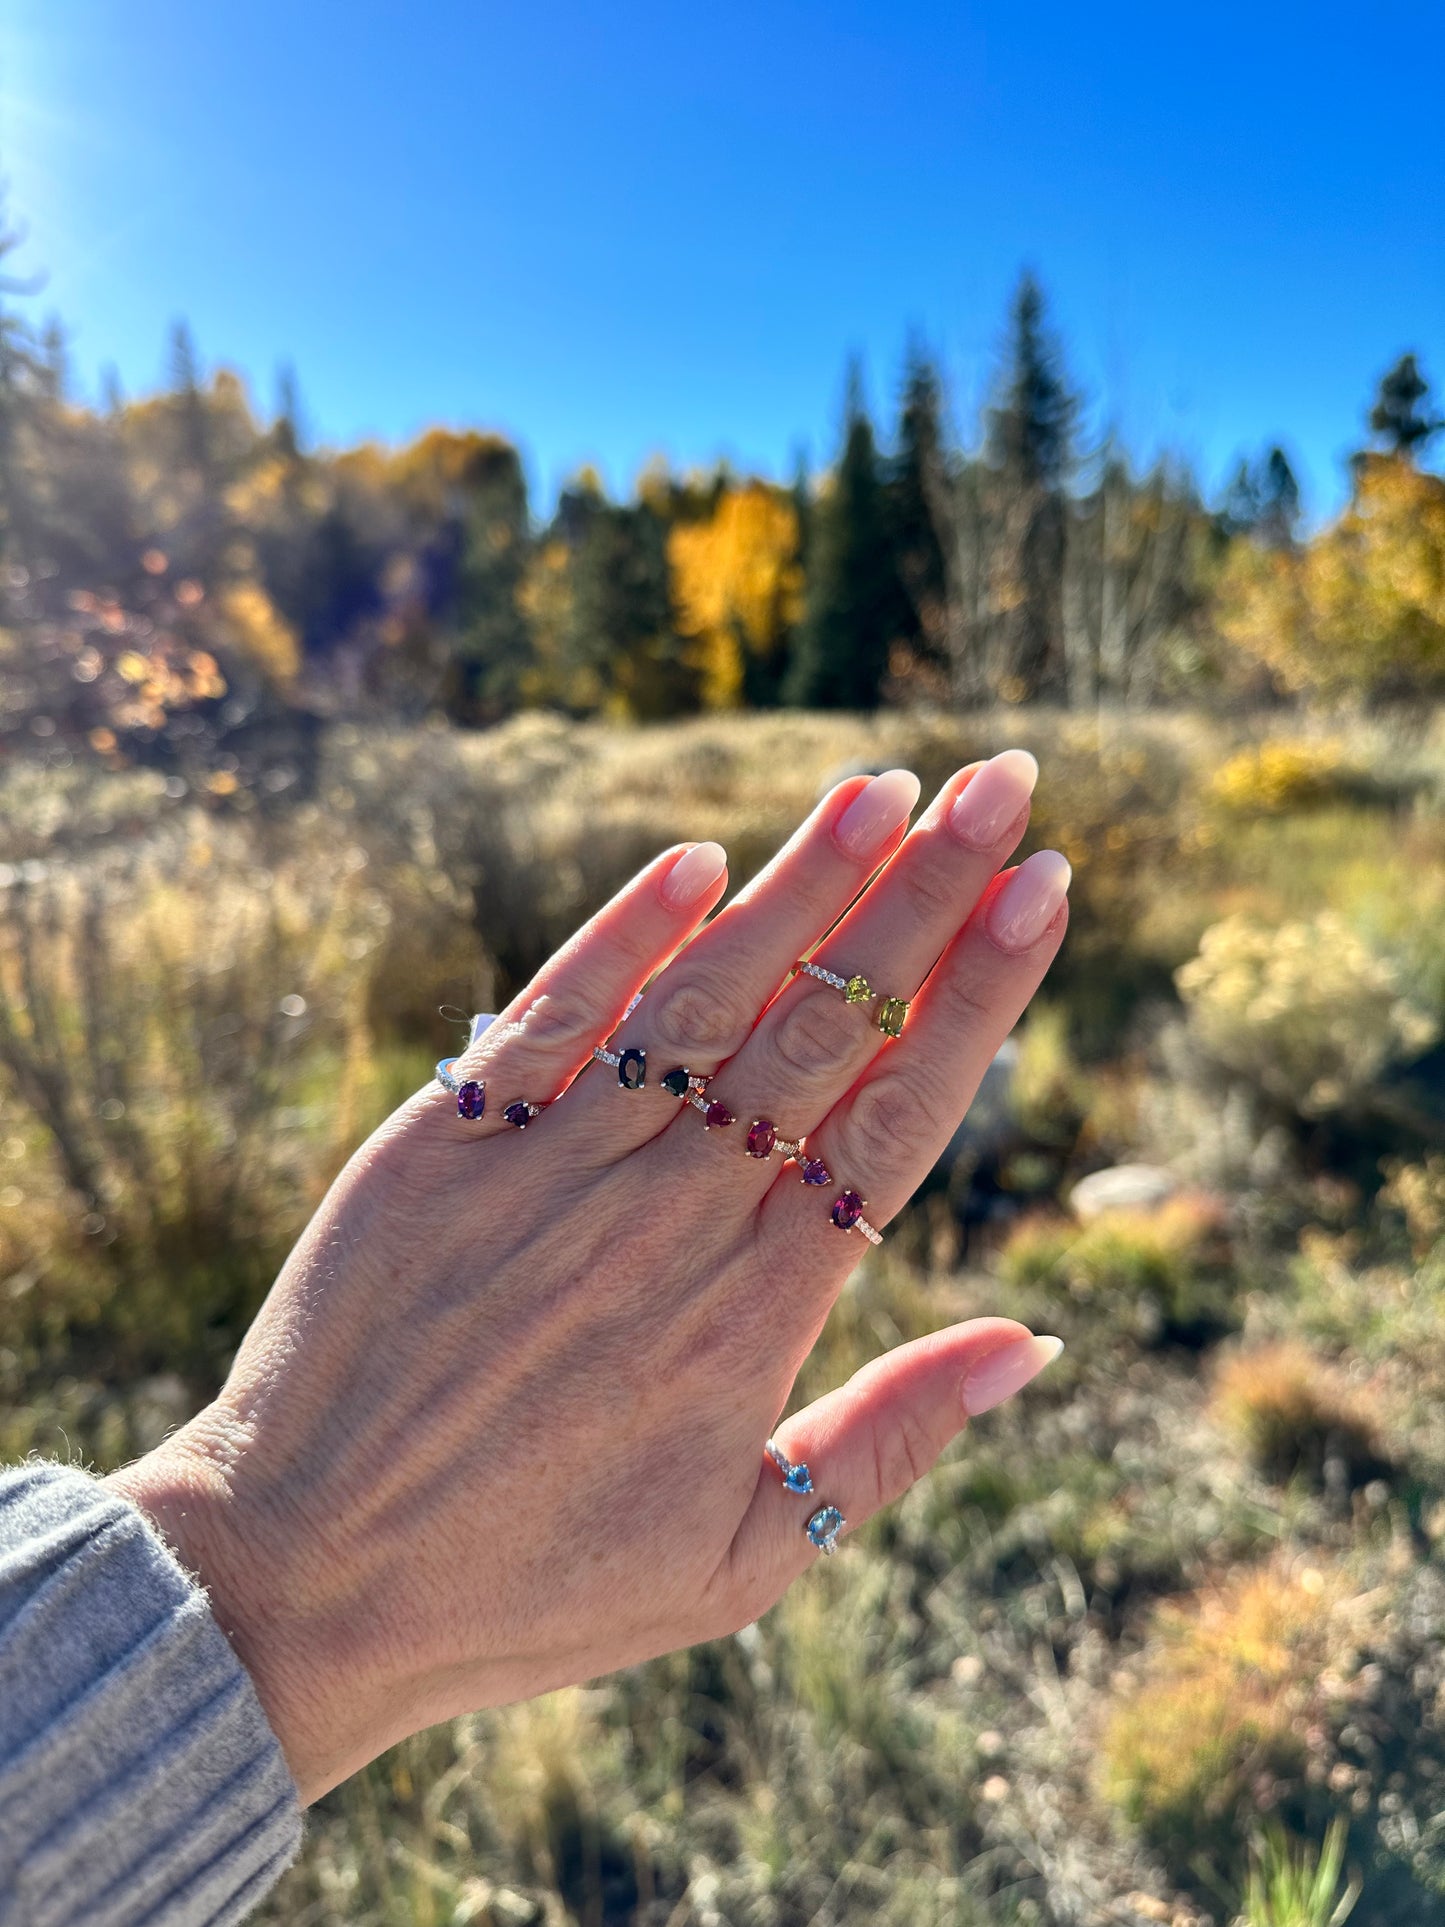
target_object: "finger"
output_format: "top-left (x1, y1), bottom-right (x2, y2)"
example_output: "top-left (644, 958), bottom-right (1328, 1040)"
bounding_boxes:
top-left (717, 1320), bottom-right (1063, 1621)
top-left (661, 750), bottom-right (1037, 1172)
top-left (761, 850), bottom-right (1070, 1258)
top-left (427, 840), bottom-right (728, 1133)
top-left (549, 769), bottom-right (923, 1157)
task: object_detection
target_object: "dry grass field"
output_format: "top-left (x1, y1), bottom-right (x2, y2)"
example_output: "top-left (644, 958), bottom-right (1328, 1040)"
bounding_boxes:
top-left (6, 703), bottom-right (1445, 1926)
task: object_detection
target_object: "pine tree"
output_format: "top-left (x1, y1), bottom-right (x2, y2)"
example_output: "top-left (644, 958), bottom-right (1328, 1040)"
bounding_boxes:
top-left (1222, 445), bottom-right (1300, 547)
top-left (0, 209), bottom-right (44, 569)
top-left (987, 275), bottom-right (1075, 493)
top-left (168, 320), bottom-right (211, 474)
top-left (450, 440), bottom-right (534, 721)
top-left (785, 366), bottom-right (906, 709)
top-left (984, 274), bottom-right (1077, 701)
top-left (888, 343), bottom-right (949, 672)
top-left (566, 499), bottom-right (697, 720)
top-left (38, 317), bottom-right (68, 402)
top-left (273, 361), bottom-right (305, 461)
top-left (1368, 353), bottom-right (1441, 460)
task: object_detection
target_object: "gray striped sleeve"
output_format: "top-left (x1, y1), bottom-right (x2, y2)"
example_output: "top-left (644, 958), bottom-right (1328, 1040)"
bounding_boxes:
top-left (0, 1459), bottom-right (302, 1926)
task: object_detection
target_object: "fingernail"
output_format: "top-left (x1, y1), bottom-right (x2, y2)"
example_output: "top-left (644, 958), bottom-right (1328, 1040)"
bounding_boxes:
top-left (962, 1335), bottom-right (1063, 1417)
top-left (947, 749), bottom-right (1039, 850)
top-left (833, 769), bottom-right (922, 861)
top-left (661, 842), bottom-right (727, 909)
top-left (985, 849), bottom-right (1071, 952)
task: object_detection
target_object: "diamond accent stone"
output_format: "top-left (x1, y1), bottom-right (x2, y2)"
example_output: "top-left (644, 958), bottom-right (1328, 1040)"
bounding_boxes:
top-left (806, 1505), bottom-right (845, 1553)
top-left (618, 1047), bottom-right (646, 1090)
top-left (745, 1118), bottom-right (777, 1158)
top-left (800, 1157), bottom-right (831, 1186)
top-left (876, 996), bottom-right (908, 1039)
top-left (844, 974), bottom-right (872, 1004)
top-left (704, 1099), bottom-right (735, 1129)
top-left (456, 1080), bottom-right (486, 1120)
top-left (661, 1066), bottom-right (692, 1099)
top-left (831, 1189), bottom-right (865, 1231)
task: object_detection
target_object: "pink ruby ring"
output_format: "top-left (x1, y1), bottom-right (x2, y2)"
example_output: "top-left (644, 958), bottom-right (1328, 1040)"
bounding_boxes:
top-left (828, 1187), bottom-right (883, 1246)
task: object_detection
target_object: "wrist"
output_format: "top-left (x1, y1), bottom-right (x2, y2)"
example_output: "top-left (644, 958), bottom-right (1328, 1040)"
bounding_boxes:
top-left (106, 1416), bottom-right (370, 1802)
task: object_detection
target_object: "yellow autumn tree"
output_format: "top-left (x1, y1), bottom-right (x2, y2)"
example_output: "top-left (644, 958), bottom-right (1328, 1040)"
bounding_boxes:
top-left (217, 581), bottom-right (301, 689)
top-left (668, 482), bottom-right (804, 708)
top-left (1219, 454), bottom-right (1445, 701)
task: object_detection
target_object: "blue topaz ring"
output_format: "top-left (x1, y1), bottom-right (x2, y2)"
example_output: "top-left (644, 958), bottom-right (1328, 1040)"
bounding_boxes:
top-left (806, 1504), bottom-right (846, 1555)
top-left (765, 1439), bottom-right (814, 1495)
top-left (794, 961), bottom-right (910, 1040)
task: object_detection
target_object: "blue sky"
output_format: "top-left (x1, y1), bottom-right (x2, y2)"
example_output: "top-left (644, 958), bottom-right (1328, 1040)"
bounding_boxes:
top-left (2, 1), bottom-right (1440, 517)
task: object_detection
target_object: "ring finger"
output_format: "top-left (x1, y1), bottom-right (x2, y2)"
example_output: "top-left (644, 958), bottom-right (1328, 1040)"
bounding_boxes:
top-left (550, 767), bottom-right (924, 1158)
top-left (655, 748), bottom-right (1040, 1175)
top-left (761, 850), bottom-right (1071, 1263)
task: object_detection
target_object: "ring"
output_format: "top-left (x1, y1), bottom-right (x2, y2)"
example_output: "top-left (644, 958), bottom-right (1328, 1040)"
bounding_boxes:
top-left (765, 1439), bottom-right (814, 1495)
top-left (741, 1116), bottom-right (804, 1161)
top-left (435, 1058), bottom-right (487, 1119)
top-left (660, 1066), bottom-right (709, 1100)
top-left (436, 1060), bottom-right (546, 1127)
top-left (594, 1042), bottom-right (648, 1088)
top-left (828, 1187), bottom-right (883, 1245)
top-left (806, 1504), bottom-right (846, 1555)
top-left (794, 961), bottom-right (909, 1039)
top-left (592, 991), bottom-right (648, 1085)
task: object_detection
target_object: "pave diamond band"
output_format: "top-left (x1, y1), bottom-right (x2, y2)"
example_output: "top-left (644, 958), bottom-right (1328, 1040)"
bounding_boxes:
top-left (436, 1057), bottom-right (545, 1127)
top-left (794, 961), bottom-right (910, 1039)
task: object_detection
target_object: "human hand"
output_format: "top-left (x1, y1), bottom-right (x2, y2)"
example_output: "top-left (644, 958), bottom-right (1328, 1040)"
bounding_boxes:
top-left (110, 750), bottom-right (1070, 1801)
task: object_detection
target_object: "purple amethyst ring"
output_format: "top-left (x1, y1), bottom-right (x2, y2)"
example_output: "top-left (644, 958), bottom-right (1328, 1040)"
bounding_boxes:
top-left (435, 1059), bottom-right (544, 1129)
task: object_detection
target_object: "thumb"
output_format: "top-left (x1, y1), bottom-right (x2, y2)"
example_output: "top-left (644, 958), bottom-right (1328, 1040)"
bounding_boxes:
top-left (716, 1319), bottom-right (1062, 1623)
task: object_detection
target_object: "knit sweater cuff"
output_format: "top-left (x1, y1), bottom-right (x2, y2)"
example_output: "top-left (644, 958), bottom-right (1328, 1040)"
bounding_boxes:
top-left (0, 1458), bottom-right (302, 1927)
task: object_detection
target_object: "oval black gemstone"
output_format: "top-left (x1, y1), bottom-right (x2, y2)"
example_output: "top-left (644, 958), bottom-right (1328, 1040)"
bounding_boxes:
top-left (618, 1047), bottom-right (647, 1090)
top-left (660, 1066), bottom-right (691, 1098)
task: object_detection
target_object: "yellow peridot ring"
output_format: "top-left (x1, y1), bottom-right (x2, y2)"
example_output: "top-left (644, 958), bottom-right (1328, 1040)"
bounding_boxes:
top-left (794, 961), bottom-right (910, 1039)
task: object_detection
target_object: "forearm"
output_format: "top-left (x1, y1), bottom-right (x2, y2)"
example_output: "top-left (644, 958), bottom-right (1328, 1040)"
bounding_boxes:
top-left (0, 1459), bottom-right (302, 1927)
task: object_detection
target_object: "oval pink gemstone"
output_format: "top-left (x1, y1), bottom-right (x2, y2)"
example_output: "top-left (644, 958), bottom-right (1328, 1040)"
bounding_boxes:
top-left (831, 1189), bottom-right (865, 1231)
top-left (745, 1118), bottom-right (776, 1159)
top-left (704, 1099), bottom-right (735, 1129)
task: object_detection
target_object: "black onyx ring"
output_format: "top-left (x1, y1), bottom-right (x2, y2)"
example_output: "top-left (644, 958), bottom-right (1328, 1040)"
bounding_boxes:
top-left (593, 1042), bottom-right (647, 1089)
top-left (794, 960), bottom-right (910, 1039)
top-left (765, 1439), bottom-right (814, 1495)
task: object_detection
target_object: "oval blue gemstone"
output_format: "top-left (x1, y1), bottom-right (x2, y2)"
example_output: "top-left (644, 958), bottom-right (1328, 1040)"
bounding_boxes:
top-left (618, 1048), bottom-right (646, 1090)
top-left (806, 1505), bottom-right (845, 1551)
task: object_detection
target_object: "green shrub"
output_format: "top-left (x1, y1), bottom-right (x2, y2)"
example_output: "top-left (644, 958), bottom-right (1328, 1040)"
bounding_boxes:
top-left (1175, 912), bottom-right (1437, 1120)
top-left (998, 1195), bottom-right (1234, 1343)
top-left (1212, 1342), bottom-right (1390, 1490)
